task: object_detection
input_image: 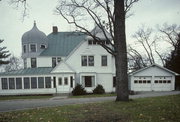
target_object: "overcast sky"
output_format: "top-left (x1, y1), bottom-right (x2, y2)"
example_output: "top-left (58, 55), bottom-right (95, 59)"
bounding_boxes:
top-left (0, 0), bottom-right (180, 57)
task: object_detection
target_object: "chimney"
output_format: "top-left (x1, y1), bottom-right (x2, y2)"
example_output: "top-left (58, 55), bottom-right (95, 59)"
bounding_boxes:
top-left (53, 26), bottom-right (58, 33)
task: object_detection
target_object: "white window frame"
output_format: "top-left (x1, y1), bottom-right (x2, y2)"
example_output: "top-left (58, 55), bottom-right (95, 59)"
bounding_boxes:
top-left (101, 55), bottom-right (108, 66)
top-left (80, 73), bottom-right (96, 88)
top-left (81, 55), bottom-right (94, 67)
top-left (29, 43), bottom-right (37, 52)
top-left (23, 44), bottom-right (27, 53)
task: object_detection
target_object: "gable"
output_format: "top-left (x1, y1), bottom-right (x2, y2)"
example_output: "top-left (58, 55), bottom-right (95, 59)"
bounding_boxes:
top-left (51, 62), bottom-right (75, 73)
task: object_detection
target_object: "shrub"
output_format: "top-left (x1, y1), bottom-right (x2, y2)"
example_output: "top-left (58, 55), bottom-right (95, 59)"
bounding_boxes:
top-left (93, 84), bottom-right (105, 94)
top-left (72, 84), bottom-right (86, 96)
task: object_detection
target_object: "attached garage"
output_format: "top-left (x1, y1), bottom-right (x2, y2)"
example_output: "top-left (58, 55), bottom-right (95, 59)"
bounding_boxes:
top-left (129, 64), bottom-right (179, 91)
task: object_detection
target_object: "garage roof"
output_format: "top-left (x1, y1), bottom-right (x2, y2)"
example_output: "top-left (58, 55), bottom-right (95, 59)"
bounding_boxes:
top-left (129, 64), bottom-right (179, 76)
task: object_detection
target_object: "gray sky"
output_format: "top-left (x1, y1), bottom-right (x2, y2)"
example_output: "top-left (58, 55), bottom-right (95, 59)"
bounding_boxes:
top-left (0, 0), bottom-right (180, 57)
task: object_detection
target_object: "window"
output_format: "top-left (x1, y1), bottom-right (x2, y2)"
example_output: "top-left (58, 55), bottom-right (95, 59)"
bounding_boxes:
top-left (23, 45), bottom-right (27, 53)
top-left (31, 58), bottom-right (37, 68)
top-left (88, 56), bottom-right (94, 66)
top-left (30, 44), bottom-right (36, 52)
top-left (57, 57), bottom-right (61, 63)
top-left (24, 58), bottom-right (27, 69)
top-left (58, 77), bottom-right (62, 85)
top-left (1, 78), bottom-right (8, 89)
top-left (82, 56), bottom-right (87, 66)
top-left (52, 57), bottom-right (56, 68)
top-left (113, 77), bottom-right (116, 87)
top-left (101, 55), bottom-right (107, 66)
top-left (88, 40), bottom-right (93, 45)
top-left (52, 57), bottom-right (61, 67)
top-left (45, 77), bottom-right (51, 88)
top-left (159, 80), bottom-right (162, 83)
top-left (31, 77), bottom-right (37, 89)
top-left (85, 76), bottom-right (92, 87)
top-left (134, 80), bottom-right (138, 83)
top-left (40, 45), bottom-right (46, 49)
top-left (38, 77), bottom-right (44, 88)
top-left (167, 80), bottom-right (171, 83)
top-left (53, 77), bottom-right (56, 88)
top-left (16, 78), bottom-right (22, 89)
top-left (24, 77), bottom-right (30, 89)
top-left (9, 78), bottom-right (15, 89)
top-left (70, 76), bottom-right (73, 88)
top-left (139, 80), bottom-right (142, 84)
top-left (82, 76), bottom-right (95, 87)
top-left (64, 77), bottom-right (68, 85)
top-left (81, 56), bottom-right (94, 66)
top-left (147, 80), bottom-right (151, 83)
top-left (143, 80), bottom-right (146, 84)
top-left (163, 80), bottom-right (166, 83)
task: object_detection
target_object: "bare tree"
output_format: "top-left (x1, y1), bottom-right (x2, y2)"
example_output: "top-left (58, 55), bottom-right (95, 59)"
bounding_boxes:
top-left (3, 55), bottom-right (23, 72)
top-left (56, 0), bottom-right (139, 101)
top-left (158, 23), bottom-right (180, 51)
top-left (127, 45), bottom-right (147, 70)
top-left (132, 26), bottom-right (156, 65)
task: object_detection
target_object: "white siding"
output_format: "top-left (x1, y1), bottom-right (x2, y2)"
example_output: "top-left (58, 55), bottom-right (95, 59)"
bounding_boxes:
top-left (66, 41), bottom-right (115, 74)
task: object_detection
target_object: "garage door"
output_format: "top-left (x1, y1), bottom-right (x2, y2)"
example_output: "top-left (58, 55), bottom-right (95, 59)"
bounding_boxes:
top-left (133, 76), bottom-right (152, 91)
top-left (152, 76), bottom-right (172, 91)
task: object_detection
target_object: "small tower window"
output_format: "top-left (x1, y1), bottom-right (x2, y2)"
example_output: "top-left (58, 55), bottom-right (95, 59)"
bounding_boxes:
top-left (30, 44), bottom-right (36, 52)
top-left (23, 45), bottom-right (27, 53)
top-left (40, 44), bottom-right (46, 49)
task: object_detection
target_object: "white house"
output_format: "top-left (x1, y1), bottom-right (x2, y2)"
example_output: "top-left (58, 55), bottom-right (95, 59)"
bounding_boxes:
top-left (129, 64), bottom-right (178, 91)
top-left (0, 22), bottom-right (116, 95)
top-left (0, 22), bottom-right (178, 95)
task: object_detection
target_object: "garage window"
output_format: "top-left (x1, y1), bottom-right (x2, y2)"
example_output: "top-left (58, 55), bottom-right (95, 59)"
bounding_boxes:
top-left (147, 80), bottom-right (151, 83)
top-left (134, 80), bottom-right (138, 83)
top-left (167, 80), bottom-right (171, 83)
top-left (155, 80), bottom-right (158, 83)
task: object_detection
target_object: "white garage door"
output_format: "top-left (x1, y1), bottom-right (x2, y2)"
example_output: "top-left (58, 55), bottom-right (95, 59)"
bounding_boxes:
top-left (152, 76), bottom-right (172, 91)
top-left (133, 76), bottom-right (152, 91)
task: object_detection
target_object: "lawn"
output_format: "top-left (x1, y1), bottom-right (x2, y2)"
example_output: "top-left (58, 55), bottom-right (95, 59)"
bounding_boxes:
top-left (0, 95), bottom-right (53, 101)
top-left (0, 95), bottom-right (180, 122)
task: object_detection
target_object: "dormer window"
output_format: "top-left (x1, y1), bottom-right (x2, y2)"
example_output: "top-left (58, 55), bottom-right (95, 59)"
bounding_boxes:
top-left (40, 44), bottom-right (46, 49)
top-left (88, 40), bottom-right (110, 45)
top-left (30, 44), bottom-right (36, 52)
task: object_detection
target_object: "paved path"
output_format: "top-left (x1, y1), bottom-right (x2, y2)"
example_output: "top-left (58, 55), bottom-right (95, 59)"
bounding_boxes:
top-left (0, 91), bottom-right (180, 112)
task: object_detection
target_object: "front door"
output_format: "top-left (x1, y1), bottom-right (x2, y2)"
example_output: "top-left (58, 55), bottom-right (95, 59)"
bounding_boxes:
top-left (57, 75), bottom-right (71, 93)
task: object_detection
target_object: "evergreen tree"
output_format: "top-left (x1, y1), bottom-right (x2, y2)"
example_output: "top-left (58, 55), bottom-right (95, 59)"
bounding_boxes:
top-left (0, 39), bottom-right (11, 65)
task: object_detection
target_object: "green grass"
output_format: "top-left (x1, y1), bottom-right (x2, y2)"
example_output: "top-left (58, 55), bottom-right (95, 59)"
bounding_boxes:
top-left (0, 95), bottom-right (180, 122)
top-left (0, 95), bottom-right (53, 101)
top-left (69, 93), bottom-right (116, 98)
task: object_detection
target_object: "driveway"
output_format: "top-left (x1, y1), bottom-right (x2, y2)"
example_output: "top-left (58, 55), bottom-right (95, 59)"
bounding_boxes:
top-left (0, 91), bottom-right (180, 112)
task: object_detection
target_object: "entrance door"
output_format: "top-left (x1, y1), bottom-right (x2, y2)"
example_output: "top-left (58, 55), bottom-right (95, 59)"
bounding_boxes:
top-left (57, 75), bottom-right (70, 93)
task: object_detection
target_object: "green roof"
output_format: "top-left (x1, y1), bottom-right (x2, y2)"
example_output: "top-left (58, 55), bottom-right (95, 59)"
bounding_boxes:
top-left (40, 32), bottom-right (86, 56)
top-left (0, 67), bottom-right (53, 76)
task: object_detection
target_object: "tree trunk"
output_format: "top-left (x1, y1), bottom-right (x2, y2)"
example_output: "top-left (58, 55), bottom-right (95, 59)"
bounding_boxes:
top-left (114, 0), bottom-right (129, 101)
